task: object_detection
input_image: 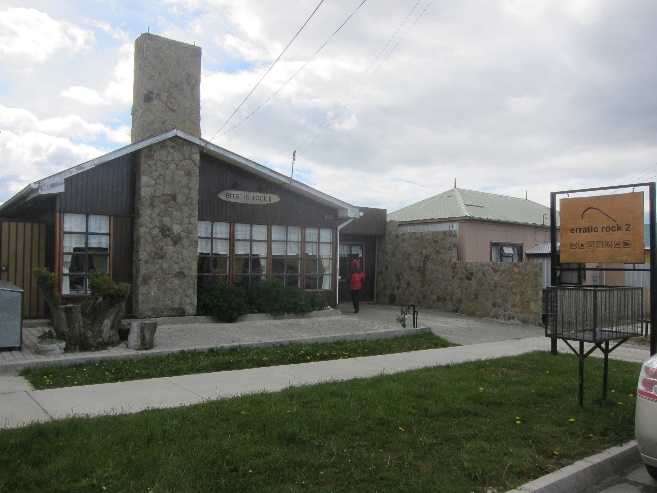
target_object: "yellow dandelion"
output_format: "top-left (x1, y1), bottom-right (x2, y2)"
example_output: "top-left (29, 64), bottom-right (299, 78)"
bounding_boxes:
top-left (553, 451), bottom-right (559, 456)
top-left (569, 418), bottom-right (575, 423)
top-left (398, 427), bottom-right (406, 432)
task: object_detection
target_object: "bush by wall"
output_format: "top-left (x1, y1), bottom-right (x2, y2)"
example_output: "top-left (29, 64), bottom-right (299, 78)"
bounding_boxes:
top-left (197, 280), bottom-right (327, 322)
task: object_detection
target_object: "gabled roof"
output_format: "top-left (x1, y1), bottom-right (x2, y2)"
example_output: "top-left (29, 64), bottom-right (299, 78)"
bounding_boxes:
top-left (0, 129), bottom-right (360, 219)
top-left (388, 188), bottom-right (552, 227)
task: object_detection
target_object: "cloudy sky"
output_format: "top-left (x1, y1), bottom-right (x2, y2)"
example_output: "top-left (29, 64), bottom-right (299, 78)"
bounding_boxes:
top-left (1, 0), bottom-right (656, 212)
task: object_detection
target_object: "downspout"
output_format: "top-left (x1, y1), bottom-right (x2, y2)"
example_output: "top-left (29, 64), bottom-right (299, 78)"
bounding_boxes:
top-left (336, 218), bottom-right (355, 306)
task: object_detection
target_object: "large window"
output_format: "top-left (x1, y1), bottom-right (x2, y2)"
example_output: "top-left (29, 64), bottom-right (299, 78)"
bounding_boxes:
top-left (491, 243), bottom-right (523, 263)
top-left (197, 222), bottom-right (335, 290)
top-left (305, 228), bottom-right (333, 289)
top-left (62, 213), bottom-right (110, 294)
top-left (234, 223), bottom-right (268, 286)
top-left (272, 225), bottom-right (301, 287)
top-left (198, 221), bottom-right (230, 285)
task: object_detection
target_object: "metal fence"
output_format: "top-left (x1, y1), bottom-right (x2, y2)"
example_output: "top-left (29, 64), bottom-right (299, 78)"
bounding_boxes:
top-left (546, 286), bottom-right (643, 342)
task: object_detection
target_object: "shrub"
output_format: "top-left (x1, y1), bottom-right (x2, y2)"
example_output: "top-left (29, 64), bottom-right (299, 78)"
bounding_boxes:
top-left (309, 293), bottom-right (328, 311)
top-left (197, 282), bottom-right (250, 323)
top-left (248, 280), bottom-right (311, 316)
top-left (33, 267), bottom-right (62, 307)
top-left (198, 280), bottom-right (322, 321)
top-left (88, 270), bottom-right (131, 302)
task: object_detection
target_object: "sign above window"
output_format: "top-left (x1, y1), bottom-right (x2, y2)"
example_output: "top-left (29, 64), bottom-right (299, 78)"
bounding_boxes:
top-left (559, 192), bottom-right (644, 263)
top-left (219, 190), bottom-right (280, 205)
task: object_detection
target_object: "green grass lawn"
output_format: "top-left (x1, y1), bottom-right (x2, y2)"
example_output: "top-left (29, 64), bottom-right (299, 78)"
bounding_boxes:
top-left (22, 332), bottom-right (454, 389)
top-left (2, 351), bottom-right (641, 493)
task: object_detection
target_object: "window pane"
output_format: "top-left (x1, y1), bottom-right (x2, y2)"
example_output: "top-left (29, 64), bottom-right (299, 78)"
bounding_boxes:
top-left (235, 240), bottom-right (250, 255)
top-left (272, 225), bottom-right (286, 241)
top-left (287, 242), bottom-right (300, 256)
top-left (235, 223), bottom-right (250, 240)
top-left (272, 241), bottom-right (286, 256)
top-left (305, 228), bottom-right (319, 242)
top-left (88, 215), bottom-right (109, 233)
top-left (288, 227), bottom-right (301, 242)
top-left (88, 235), bottom-right (109, 249)
top-left (320, 243), bottom-right (332, 257)
top-left (198, 221), bottom-right (212, 237)
top-left (319, 258), bottom-right (332, 274)
top-left (252, 224), bottom-right (267, 241)
top-left (305, 243), bottom-right (318, 256)
top-left (213, 222), bottom-right (230, 238)
top-left (198, 238), bottom-right (211, 254)
top-left (63, 234), bottom-right (86, 252)
top-left (320, 228), bottom-right (332, 242)
top-left (64, 213), bottom-right (86, 232)
top-left (252, 241), bottom-right (267, 257)
top-left (213, 239), bottom-right (229, 255)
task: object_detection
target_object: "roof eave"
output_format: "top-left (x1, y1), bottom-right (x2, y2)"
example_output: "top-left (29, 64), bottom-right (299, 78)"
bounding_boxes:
top-left (0, 129), bottom-right (360, 219)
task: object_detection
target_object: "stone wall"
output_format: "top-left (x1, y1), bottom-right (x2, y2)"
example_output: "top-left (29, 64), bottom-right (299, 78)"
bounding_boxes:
top-left (131, 33), bottom-right (202, 142)
top-left (377, 222), bottom-right (543, 325)
top-left (133, 138), bottom-right (200, 317)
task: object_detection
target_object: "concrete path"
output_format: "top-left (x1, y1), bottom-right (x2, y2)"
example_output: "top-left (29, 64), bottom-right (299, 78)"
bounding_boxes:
top-left (0, 303), bottom-right (653, 493)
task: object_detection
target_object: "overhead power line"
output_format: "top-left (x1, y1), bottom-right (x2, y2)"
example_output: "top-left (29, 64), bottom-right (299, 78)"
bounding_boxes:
top-left (215, 0), bottom-right (369, 139)
top-left (296, 1), bottom-right (432, 158)
top-left (208, 0), bottom-right (326, 143)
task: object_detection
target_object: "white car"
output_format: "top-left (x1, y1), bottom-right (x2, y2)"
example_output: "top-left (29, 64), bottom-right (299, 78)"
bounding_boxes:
top-left (636, 354), bottom-right (657, 480)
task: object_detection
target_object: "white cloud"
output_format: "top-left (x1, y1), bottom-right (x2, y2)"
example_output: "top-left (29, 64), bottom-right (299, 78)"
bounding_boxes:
top-left (0, 130), bottom-right (105, 195)
top-left (0, 7), bottom-right (93, 63)
top-left (0, 105), bottom-right (130, 145)
top-left (83, 18), bottom-right (129, 42)
top-left (61, 86), bottom-right (107, 105)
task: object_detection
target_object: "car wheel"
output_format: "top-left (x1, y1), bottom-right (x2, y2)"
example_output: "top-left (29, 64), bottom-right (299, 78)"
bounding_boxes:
top-left (646, 464), bottom-right (657, 480)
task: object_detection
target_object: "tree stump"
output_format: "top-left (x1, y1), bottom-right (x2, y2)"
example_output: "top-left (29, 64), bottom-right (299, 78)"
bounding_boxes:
top-left (56, 304), bottom-right (82, 339)
top-left (127, 320), bottom-right (157, 350)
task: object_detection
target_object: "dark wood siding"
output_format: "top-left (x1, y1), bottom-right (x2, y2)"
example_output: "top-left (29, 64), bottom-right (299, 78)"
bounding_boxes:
top-left (341, 207), bottom-right (387, 235)
top-left (199, 155), bottom-right (337, 228)
top-left (58, 153), bottom-right (135, 216)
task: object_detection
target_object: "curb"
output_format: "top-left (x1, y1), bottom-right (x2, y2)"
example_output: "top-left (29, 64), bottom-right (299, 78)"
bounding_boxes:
top-left (506, 441), bottom-right (641, 493)
top-left (0, 326), bottom-right (431, 376)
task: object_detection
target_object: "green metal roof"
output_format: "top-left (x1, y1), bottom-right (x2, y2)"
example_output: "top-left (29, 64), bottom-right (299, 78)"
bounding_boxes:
top-left (388, 188), bottom-right (552, 227)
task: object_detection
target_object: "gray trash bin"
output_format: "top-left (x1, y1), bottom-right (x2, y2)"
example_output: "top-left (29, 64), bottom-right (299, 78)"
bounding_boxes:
top-left (0, 281), bottom-right (23, 350)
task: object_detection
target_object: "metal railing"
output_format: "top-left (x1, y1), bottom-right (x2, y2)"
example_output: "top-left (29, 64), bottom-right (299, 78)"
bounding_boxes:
top-left (545, 286), bottom-right (643, 342)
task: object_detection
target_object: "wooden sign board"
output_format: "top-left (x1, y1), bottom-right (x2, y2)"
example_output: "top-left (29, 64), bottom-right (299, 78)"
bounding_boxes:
top-left (219, 190), bottom-right (280, 205)
top-left (560, 192), bottom-right (644, 263)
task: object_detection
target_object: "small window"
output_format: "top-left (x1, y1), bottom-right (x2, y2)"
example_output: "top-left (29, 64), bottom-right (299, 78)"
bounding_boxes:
top-left (491, 243), bottom-right (523, 263)
top-left (62, 213), bottom-right (110, 294)
top-left (198, 221), bottom-right (230, 285)
top-left (305, 228), bottom-right (333, 289)
top-left (272, 225), bottom-right (301, 287)
top-left (234, 223), bottom-right (268, 286)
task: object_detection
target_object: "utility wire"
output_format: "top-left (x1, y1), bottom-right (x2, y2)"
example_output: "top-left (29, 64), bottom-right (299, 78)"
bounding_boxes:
top-left (297, 1), bottom-right (432, 157)
top-left (208, 0), bottom-right (326, 143)
top-left (296, 0), bottom-right (425, 154)
top-left (216, 0), bottom-right (369, 139)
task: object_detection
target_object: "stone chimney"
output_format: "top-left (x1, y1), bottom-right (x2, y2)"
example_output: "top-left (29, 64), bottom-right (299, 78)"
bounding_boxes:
top-left (131, 33), bottom-right (202, 142)
top-left (132, 33), bottom-right (201, 318)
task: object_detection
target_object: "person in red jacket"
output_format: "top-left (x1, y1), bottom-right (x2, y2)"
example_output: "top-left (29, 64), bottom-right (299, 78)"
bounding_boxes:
top-left (346, 258), bottom-right (365, 313)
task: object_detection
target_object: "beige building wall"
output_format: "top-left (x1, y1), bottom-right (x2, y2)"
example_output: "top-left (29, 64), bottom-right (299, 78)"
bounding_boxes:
top-left (458, 220), bottom-right (551, 262)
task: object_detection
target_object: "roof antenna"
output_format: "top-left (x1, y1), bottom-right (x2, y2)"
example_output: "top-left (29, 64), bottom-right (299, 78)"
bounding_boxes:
top-left (454, 178), bottom-right (456, 189)
top-left (290, 150), bottom-right (296, 184)
top-left (525, 190), bottom-right (528, 199)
